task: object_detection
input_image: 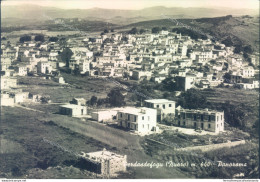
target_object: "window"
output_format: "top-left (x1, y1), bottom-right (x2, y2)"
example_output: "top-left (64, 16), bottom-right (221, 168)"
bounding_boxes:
top-left (217, 116), bottom-right (219, 121)
top-left (208, 116), bottom-right (211, 121)
top-left (142, 116), bottom-right (144, 120)
top-left (208, 124), bottom-right (211, 128)
top-left (120, 113), bottom-right (122, 118)
top-left (221, 115), bottom-right (223, 120)
top-left (163, 104), bottom-right (165, 109)
top-left (148, 116), bottom-right (150, 121)
top-left (128, 114), bottom-right (130, 120)
top-left (194, 115), bottom-right (197, 121)
top-left (169, 104), bottom-right (172, 107)
top-left (183, 121), bottom-right (186, 126)
top-left (183, 114), bottom-right (186, 119)
top-left (157, 105), bottom-right (159, 108)
top-left (201, 115), bottom-right (204, 121)
top-left (134, 116), bottom-right (136, 122)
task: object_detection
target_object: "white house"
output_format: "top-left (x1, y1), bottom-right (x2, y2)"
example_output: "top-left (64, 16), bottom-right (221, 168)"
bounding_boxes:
top-left (144, 99), bottom-right (176, 122)
top-left (117, 107), bottom-right (157, 134)
top-left (59, 104), bottom-right (87, 117)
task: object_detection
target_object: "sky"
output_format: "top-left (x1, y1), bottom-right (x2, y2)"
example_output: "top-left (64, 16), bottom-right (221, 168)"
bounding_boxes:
top-left (2, 0), bottom-right (259, 10)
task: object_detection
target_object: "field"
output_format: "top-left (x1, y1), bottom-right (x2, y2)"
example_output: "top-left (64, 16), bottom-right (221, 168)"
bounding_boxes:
top-left (1, 75), bottom-right (190, 178)
top-left (1, 72), bottom-right (258, 179)
top-left (0, 105), bottom-right (190, 179)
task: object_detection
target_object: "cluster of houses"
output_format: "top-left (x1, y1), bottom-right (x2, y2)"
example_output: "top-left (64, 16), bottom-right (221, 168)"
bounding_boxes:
top-left (2, 29), bottom-right (255, 134)
top-left (0, 75), bottom-right (49, 106)
top-left (1, 30), bottom-right (259, 92)
top-left (2, 29), bottom-right (256, 177)
top-left (60, 98), bottom-right (224, 134)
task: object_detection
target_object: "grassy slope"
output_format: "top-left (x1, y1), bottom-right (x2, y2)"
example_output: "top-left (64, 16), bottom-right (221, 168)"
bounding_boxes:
top-left (124, 16), bottom-right (259, 51)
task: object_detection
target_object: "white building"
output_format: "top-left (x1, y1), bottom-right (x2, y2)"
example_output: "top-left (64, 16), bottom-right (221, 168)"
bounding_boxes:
top-left (144, 99), bottom-right (176, 122)
top-left (241, 66), bottom-right (255, 77)
top-left (1, 77), bottom-right (17, 90)
top-left (37, 61), bottom-right (52, 74)
top-left (117, 107), bottom-right (157, 134)
top-left (59, 104), bottom-right (87, 116)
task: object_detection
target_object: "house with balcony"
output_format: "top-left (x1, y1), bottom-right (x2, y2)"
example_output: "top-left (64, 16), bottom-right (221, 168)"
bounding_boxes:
top-left (117, 107), bottom-right (157, 134)
top-left (174, 106), bottom-right (224, 133)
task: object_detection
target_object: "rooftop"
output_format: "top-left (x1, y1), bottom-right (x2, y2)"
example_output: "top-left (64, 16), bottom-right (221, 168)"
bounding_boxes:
top-left (81, 149), bottom-right (126, 161)
top-left (178, 107), bottom-right (223, 114)
top-left (118, 107), bottom-right (156, 115)
top-left (60, 104), bottom-right (86, 109)
top-left (144, 99), bottom-right (175, 104)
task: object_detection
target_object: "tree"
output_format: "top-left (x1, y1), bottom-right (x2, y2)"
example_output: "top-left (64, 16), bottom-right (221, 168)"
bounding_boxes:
top-left (221, 37), bottom-right (233, 47)
top-left (178, 88), bottom-right (207, 109)
top-left (162, 27), bottom-right (167, 30)
top-left (60, 48), bottom-right (73, 67)
top-left (104, 29), bottom-right (109, 33)
top-left (160, 77), bottom-right (176, 91)
top-left (107, 88), bottom-right (126, 107)
top-left (220, 101), bottom-right (246, 128)
top-left (35, 34), bottom-right (45, 42)
top-left (103, 38), bottom-right (114, 44)
top-left (152, 27), bottom-right (161, 34)
top-left (40, 96), bottom-right (50, 104)
top-left (89, 96), bottom-right (98, 106)
top-left (59, 37), bottom-right (67, 47)
top-left (19, 35), bottom-right (31, 42)
top-left (139, 29), bottom-right (145, 34)
top-left (243, 45), bottom-right (253, 54)
top-left (121, 37), bottom-right (129, 42)
top-left (129, 27), bottom-right (138, 34)
top-left (11, 166), bottom-right (22, 177)
top-left (111, 29), bottom-right (115, 32)
top-left (234, 45), bottom-right (243, 53)
top-left (49, 37), bottom-right (59, 42)
top-left (223, 72), bottom-right (231, 83)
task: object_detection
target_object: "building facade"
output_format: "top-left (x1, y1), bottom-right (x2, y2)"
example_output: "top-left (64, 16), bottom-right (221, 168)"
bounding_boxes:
top-left (144, 99), bottom-right (176, 122)
top-left (59, 104), bottom-right (87, 116)
top-left (80, 149), bottom-right (127, 177)
top-left (174, 107), bottom-right (224, 133)
top-left (117, 107), bottom-right (157, 134)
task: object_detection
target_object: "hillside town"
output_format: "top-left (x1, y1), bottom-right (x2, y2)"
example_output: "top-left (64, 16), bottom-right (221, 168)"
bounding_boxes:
top-left (1, 28), bottom-right (259, 177)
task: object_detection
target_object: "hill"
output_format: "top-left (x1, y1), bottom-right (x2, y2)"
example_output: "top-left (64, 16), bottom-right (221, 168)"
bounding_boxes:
top-left (124, 15), bottom-right (259, 51)
top-left (2, 5), bottom-right (259, 25)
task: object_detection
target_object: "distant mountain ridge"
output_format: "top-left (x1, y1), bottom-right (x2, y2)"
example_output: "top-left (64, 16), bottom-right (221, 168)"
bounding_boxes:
top-left (2, 5), bottom-right (259, 25)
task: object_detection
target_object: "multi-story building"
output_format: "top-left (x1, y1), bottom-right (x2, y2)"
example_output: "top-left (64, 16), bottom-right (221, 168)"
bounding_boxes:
top-left (37, 61), bottom-right (52, 74)
top-left (174, 107), bottom-right (224, 133)
top-left (174, 75), bottom-right (195, 91)
top-left (144, 99), bottom-right (175, 122)
top-left (117, 107), bottom-right (157, 134)
top-left (241, 66), bottom-right (255, 77)
top-left (80, 148), bottom-right (127, 177)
